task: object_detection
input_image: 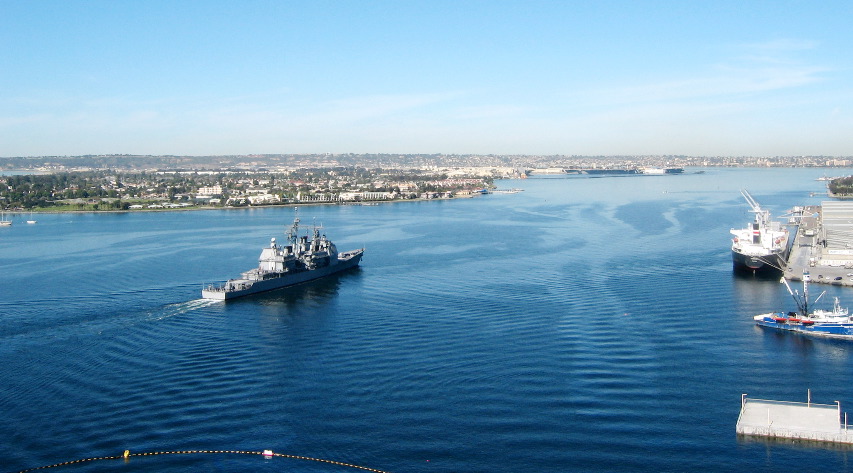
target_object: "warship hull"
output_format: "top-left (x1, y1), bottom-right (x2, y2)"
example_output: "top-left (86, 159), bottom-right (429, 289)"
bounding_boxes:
top-left (202, 250), bottom-right (362, 300)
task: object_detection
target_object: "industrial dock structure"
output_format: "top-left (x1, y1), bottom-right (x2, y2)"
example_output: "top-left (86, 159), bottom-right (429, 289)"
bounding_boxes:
top-left (736, 202), bottom-right (853, 445)
top-left (785, 201), bottom-right (853, 285)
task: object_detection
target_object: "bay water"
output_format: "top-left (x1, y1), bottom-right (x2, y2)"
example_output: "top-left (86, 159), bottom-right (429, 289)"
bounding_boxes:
top-left (2, 167), bottom-right (853, 472)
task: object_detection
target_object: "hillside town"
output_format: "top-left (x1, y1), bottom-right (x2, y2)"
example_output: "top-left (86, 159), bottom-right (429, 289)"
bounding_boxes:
top-left (2, 153), bottom-right (853, 211)
top-left (1, 152), bottom-right (852, 173)
top-left (0, 166), bottom-right (503, 211)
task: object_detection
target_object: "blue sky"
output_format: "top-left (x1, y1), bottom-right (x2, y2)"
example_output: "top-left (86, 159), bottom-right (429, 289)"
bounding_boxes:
top-left (2, 0), bottom-right (852, 157)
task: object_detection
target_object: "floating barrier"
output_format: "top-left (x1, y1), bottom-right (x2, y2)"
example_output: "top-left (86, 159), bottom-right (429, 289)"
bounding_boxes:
top-left (13, 449), bottom-right (392, 473)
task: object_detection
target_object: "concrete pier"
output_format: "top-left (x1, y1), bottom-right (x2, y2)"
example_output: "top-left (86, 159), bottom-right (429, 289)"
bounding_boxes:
top-left (736, 394), bottom-right (853, 444)
top-left (785, 203), bottom-right (853, 286)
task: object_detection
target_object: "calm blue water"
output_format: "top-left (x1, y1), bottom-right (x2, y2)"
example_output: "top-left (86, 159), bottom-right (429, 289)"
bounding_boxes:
top-left (3, 167), bottom-right (853, 472)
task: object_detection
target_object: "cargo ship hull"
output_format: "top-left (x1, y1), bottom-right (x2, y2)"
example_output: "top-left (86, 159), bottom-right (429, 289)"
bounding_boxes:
top-left (731, 249), bottom-right (786, 272)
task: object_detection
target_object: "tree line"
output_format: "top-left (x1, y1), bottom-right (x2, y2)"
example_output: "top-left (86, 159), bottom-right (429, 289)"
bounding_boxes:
top-left (1, 173), bottom-right (120, 208)
top-left (829, 176), bottom-right (853, 196)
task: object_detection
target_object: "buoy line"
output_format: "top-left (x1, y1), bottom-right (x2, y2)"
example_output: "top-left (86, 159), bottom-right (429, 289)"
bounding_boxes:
top-left (12, 449), bottom-right (392, 473)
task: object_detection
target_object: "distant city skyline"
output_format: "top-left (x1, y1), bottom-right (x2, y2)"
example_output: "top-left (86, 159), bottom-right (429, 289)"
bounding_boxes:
top-left (2, 1), bottom-right (852, 157)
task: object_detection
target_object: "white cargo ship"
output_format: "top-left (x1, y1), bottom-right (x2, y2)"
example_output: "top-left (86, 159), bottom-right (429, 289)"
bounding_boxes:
top-left (730, 189), bottom-right (789, 272)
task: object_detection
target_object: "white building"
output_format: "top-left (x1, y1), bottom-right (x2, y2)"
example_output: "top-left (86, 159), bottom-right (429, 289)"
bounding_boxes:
top-left (197, 185), bottom-right (223, 196)
top-left (248, 193), bottom-right (282, 205)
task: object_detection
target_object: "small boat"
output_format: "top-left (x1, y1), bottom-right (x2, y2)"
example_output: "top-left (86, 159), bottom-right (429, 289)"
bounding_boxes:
top-left (754, 271), bottom-right (853, 339)
top-left (26, 211), bottom-right (36, 224)
top-left (0, 211), bottom-right (11, 227)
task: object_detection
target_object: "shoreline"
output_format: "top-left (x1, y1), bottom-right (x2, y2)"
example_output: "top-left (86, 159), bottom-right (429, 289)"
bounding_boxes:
top-left (1, 194), bottom-right (483, 215)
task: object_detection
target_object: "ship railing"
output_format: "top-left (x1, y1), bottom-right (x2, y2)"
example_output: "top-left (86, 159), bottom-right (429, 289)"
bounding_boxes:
top-left (339, 248), bottom-right (364, 259)
top-left (204, 283), bottom-right (227, 292)
top-left (738, 395), bottom-right (844, 433)
top-left (204, 281), bottom-right (256, 292)
top-left (261, 271), bottom-right (287, 280)
top-left (743, 397), bottom-right (838, 409)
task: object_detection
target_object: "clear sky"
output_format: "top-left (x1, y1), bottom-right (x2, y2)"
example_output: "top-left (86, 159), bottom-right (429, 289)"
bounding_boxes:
top-left (2, 0), bottom-right (852, 157)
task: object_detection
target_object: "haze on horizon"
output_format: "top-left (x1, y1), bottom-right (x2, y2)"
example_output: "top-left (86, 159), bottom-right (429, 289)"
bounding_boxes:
top-left (2, 1), bottom-right (852, 158)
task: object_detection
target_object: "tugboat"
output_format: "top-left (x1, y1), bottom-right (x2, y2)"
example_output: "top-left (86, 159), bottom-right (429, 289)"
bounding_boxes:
top-left (753, 271), bottom-right (853, 338)
top-left (202, 214), bottom-right (363, 300)
top-left (730, 189), bottom-right (789, 272)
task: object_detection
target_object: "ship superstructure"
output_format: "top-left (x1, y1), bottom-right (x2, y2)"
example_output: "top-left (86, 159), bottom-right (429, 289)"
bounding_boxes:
top-left (202, 215), bottom-right (363, 300)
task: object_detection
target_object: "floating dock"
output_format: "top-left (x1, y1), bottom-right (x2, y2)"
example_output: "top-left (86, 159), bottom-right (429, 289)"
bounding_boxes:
top-left (736, 394), bottom-right (853, 444)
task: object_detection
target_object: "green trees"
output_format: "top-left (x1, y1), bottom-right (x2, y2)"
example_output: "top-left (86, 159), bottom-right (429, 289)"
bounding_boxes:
top-left (1, 172), bottom-right (116, 208)
top-left (829, 177), bottom-right (853, 196)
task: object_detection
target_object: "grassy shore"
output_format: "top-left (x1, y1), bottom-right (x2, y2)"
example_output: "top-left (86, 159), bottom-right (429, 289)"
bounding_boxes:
top-left (4, 195), bottom-right (475, 214)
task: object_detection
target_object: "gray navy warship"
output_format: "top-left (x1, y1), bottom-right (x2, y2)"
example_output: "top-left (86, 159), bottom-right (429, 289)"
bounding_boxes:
top-left (202, 215), bottom-right (363, 300)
